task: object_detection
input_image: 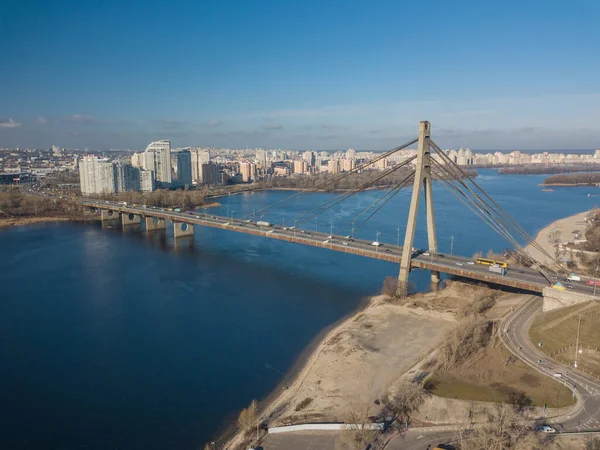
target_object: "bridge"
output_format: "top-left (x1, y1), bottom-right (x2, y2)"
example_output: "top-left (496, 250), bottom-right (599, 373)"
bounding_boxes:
top-left (82, 121), bottom-right (600, 301)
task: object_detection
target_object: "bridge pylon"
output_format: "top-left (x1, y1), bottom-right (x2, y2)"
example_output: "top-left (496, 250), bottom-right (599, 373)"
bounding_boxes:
top-left (398, 121), bottom-right (439, 295)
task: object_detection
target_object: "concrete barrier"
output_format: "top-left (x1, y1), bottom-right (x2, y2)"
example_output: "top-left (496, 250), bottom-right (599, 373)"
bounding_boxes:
top-left (268, 423), bottom-right (384, 434)
top-left (542, 287), bottom-right (599, 311)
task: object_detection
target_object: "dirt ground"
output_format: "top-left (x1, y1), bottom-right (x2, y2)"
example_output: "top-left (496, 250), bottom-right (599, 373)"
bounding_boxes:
top-left (0, 216), bottom-right (72, 228)
top-left (268, 294), bottom-right (456, 425)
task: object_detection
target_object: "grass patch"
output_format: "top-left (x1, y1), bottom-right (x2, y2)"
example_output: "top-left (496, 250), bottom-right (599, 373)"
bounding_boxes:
top-left (529, 301), bottom-right (600, 378)
top-left (426, 343), bottom-right (575, 408)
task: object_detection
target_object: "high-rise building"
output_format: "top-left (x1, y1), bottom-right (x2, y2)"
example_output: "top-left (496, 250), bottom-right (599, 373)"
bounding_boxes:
top-left (341, 158), bottom-right (356, 172)
top-left (293, 160), bottom-right (308, 174)
top-left (302, 151), bottom-right (315, 166)
top-left (345, 148), bottom-right (356, 160)
top-left (191, 148), bottom-right (211, 184)
top-left (240, 162), bottom-right (256, 182)
top-left (79, 156), bottom-right (115, 195)
top-left (201, 162), bottom-right (220, 186)
top-left (328, 159), bottom-right (340, 174)
top-left (173, 149), bottom-right (193, 186)
top-left (140, 170), bottom-right (155, 192)
top-left (144, 140), bottom-right (172, 185)
top-left (131, 152), bottom-right (144, 168)
top-left (114, 162), bottom-right (140, 192)
top-left (255, 149), bottom-right (267, 167)
top-left (375, 158), bottom-right (388, 170)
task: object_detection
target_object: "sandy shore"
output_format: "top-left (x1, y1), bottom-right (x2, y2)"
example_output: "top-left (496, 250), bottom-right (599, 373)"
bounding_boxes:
top-left (523, 210), bottom-right (590, 266)
top-left (221, 284), bottom-right (500, 449)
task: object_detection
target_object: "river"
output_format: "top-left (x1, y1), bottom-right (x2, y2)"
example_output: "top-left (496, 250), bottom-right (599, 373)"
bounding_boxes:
top-left (0, 170), bottom-right (596, 449)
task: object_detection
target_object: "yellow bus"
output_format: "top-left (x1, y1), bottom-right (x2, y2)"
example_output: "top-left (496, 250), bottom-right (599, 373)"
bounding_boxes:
top-left (476, 258), bottom-right (508, 269)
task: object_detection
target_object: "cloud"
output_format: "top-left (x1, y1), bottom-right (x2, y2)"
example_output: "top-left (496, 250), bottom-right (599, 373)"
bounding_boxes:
top-left (0, 118), bottom-right (22, 128)
top-left (37, 116), bottom-right (48, 125)
top-left (68, 114), bottom-right (97, 124)
top-left (263, 122), bottom-right (283, 130)
top-left (206, 120), bottom-right (223, 127)
top-left (161, 119), bottom-right (189, 130)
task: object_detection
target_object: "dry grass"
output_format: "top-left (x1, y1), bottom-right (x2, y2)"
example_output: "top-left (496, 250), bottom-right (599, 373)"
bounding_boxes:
top-left (427, 341), bottom-right (575, 408)
top-left (529, 301), bottom-right (600, 378)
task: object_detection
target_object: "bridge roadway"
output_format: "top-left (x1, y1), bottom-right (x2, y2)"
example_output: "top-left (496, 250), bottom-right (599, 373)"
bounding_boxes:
top-left (84, 200), bottom-right (597, 296)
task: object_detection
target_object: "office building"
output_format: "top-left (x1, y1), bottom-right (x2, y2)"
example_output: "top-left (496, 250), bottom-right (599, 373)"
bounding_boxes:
top-left (191, 148), bottom-right (211, 184)
top-left (240, 161), bottom-right (256, 182)
top-left (202, 162), bottom-right (220, 186)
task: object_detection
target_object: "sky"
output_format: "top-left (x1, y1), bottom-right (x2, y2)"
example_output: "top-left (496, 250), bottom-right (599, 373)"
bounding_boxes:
top-left (1, 0), bottom-right (599, 151)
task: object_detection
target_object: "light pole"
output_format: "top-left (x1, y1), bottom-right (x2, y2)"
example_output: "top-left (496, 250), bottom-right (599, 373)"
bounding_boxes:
top-left (330, 224), bottom-right (334, 238)
top-left (376, 231), bottom-right (381, 252)
top-left (575, 314), bottom-right (581, 367)
top-left (253, 208), bottom-right (256, 220)
top-left (450, 234), bottom-right (454, 256)
top-left (396, 225), bottom-right (401, 247)
top-left (316, 216), bottom-right (318, 232)
top-left (226, 204), bottom-right (229, 218)
top-left (293, 219), bottom-right (297, 237)
top-left (282, 215), bottom-right (285, 227)
top-left (260, 214), bottom-right (264, 230)
top-left (351, 220), bottom-right (355, 240)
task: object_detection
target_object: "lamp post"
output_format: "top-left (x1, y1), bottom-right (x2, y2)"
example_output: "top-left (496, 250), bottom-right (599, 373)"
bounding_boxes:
top-left (316, 216), bottom-right (318, 232)
top-left (396, 225), bottom-right (401, 247)
top-left (330, 224), bottom-right (334, 238)
top-left (376, 231), bottom-right (381, 252)
top-left (293, 219), bottom-right (297, 237)
top-left (282, 215), bottom-right (285, 227)
top-left (253, 208), bottom-right (256, 220)
top-left (450, 234), bottom-right (454, 256)
top-left (351, 220), bottom-right (355, 240)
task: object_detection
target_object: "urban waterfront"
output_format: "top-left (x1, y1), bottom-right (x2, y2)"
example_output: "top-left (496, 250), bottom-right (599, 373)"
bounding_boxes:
top-left (1, 170), bottom-right (599, 449)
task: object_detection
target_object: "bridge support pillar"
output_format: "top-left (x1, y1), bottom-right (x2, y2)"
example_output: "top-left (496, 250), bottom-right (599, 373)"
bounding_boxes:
top-left (100, 209), bottom-right (119, 226)
top-left (121, 213), bottom-right (141, 226)
top-left (173, 221), bottom-right (194, 238)
top-left (398, 121), bottom-right (439, 295)
top-left (145, 216), bottom-right (166, 231)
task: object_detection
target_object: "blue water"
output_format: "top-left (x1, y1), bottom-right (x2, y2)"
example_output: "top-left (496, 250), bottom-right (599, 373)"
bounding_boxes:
top-left (0, 170), bottom-right (596, 449)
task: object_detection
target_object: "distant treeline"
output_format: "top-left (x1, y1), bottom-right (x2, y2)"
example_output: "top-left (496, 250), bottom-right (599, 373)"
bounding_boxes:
top-left (543, 172), bottom-right (600, 185)
top-left (96, 188), bottom-right (210, 209)
top-left (0, 189), bottom-right (85, 218)
top-left (258, 168), bottom-right (477, 191)
top-left (499, 165), bottom-right (600, 175)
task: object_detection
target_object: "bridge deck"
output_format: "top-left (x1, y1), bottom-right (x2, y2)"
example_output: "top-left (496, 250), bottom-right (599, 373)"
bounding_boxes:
top-left (85, 201), bottom-right (566, 295)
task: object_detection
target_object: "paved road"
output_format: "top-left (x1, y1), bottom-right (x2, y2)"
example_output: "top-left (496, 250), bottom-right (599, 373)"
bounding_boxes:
top-left (85, 200), bottom-right (600, 297)
top-left (502, 296), bottom-right (600, 432)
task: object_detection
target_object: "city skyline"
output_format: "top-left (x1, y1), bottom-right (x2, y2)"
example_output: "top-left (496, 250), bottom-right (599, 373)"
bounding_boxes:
top-left (1, 0), bottom-right (599, 150)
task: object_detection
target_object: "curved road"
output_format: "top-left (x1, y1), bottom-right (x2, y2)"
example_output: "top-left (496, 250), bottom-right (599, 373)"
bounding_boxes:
top-left (502, 296), bottom-right (600, 432)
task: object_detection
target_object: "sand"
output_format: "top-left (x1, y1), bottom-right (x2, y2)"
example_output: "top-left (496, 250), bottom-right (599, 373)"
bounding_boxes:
top-left (523, 210), bottom-right (590, 266)
top-left (222, 283), bottom-right (508, 449)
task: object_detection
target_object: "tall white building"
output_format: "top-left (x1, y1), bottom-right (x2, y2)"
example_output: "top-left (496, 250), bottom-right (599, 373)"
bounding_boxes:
top-left (144, 140), bottom-right (172, 184)
top-left (191, 148), bottom-right (211, 184)
top-left (131, 152), bottom-right (144, 168)
top-left (79, 156), bottom-right (115, 195)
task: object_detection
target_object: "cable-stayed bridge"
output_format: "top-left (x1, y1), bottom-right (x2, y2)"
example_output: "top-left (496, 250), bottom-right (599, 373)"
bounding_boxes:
top-left (82, 122), bottom-right (600, 301)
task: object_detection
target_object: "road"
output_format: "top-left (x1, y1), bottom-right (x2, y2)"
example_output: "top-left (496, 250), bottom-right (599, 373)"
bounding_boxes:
top-left (84, 200), bottom-right (600, 297)
top-left (502, 296), bottom-right (600, 432)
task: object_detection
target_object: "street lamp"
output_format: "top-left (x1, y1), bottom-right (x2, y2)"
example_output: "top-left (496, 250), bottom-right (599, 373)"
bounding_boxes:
top-left (316, 216), bottom-right (319, 232)
top-left (253, 208), bottom-right (256, 220)
top-left (330, 224), bottom-right (334, 238)
top-left (351, 220), bottom-right (355, 240)
top-left (375, 230), bottom-right (381, 252)
top-left (293, 219), bottom-right (297, 237)
top-left (282, 215), bottom-right (285, 227)
top-left (396, 225), bottom-right (401, 247)
top-left (450, 234), bottom-right (454, 256)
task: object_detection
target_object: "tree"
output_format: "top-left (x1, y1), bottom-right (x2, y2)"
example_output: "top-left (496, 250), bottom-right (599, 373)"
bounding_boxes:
top-left (455, 404), bottom-right (542, 450)
top-left (237, 399), bottom-right (258, 431)
top-left (337, 404), bottom-right (379, 450)
top-left (379, 380), bottom-right (427, 434)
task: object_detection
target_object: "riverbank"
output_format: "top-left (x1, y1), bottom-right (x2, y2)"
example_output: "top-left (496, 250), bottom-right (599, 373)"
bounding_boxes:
top-left (223, 283), bottom-right (506, 449)
top-left (523, 209), bottom-right (590, 266)
top-left (0, 216), bottom-right (75, 228)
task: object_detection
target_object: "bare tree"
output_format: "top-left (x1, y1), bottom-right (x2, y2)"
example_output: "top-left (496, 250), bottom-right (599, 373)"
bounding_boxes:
top-left (337, 404), bottom-right (379, 450)
top-left (586, 436), bottom-right (600, 450)
top-left (379, 380), bottom-right (427, 434)
top-left (438, 318), bottom-right (491, 371)
top-left (455, 404), bottom-right (541, 450)
top-left (237, 399), bottom-right (258, 431)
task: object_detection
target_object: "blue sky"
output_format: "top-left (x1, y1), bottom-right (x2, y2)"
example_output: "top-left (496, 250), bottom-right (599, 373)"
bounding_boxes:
top-left (1, 0), bottom-right (599, 150)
